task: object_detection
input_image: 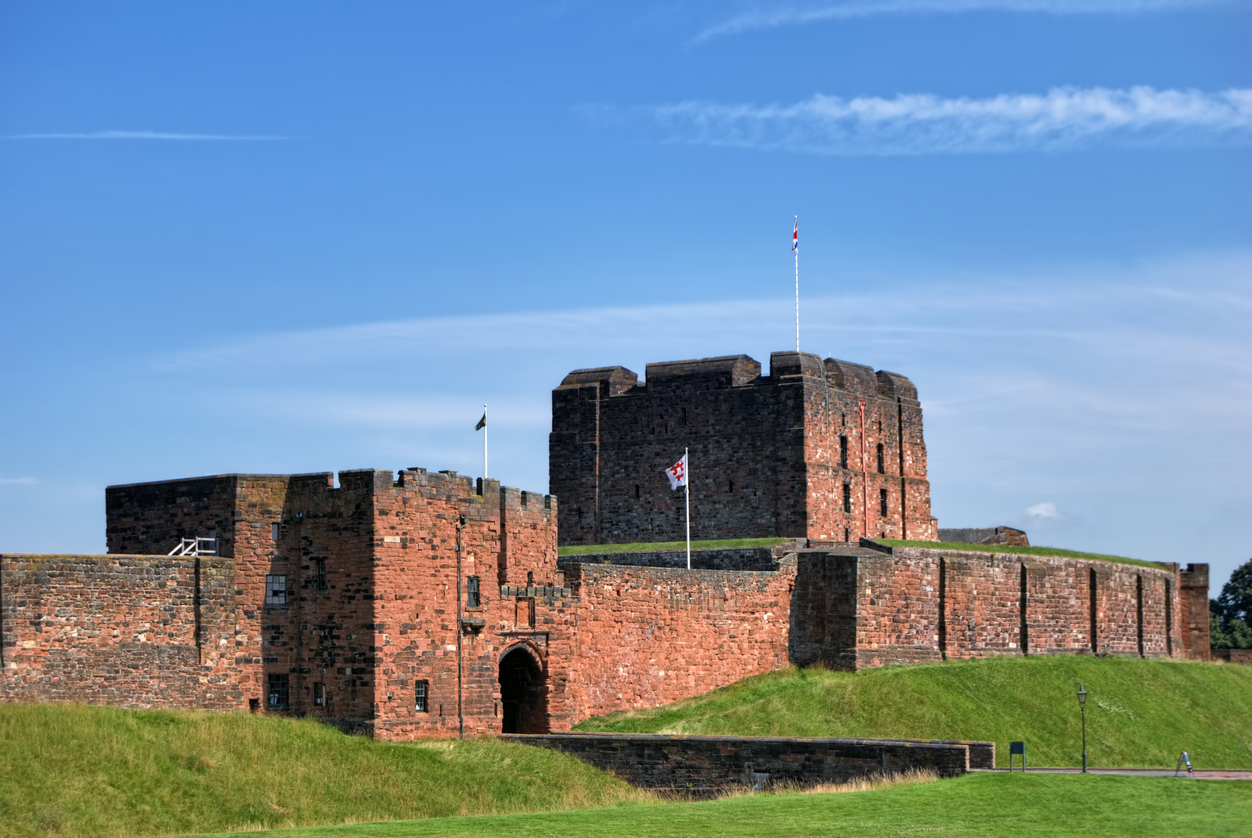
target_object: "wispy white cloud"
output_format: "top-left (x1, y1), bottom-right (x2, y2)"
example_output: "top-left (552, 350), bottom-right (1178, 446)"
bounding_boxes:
top-left (1, 131), bottom-right (288, 141)
top-left (1026, 501), bottom-right (1059, 519)
top-left (699, 0), bottom-right (1234, 40)
top-left (631, 86), bottom-right (1252, 154)
top-left (0, 477), bottom-right (38, 485)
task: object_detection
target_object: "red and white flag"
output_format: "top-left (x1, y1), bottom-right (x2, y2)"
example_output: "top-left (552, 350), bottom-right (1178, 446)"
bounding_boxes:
top-left (792, 216), bottom-right (798, 251)
top-left (664, 453), bottom-right (688, 490)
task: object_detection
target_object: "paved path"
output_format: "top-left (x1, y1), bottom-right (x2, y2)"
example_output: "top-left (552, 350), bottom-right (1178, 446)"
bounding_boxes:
top-left (972, 768), bottom-right (1252, 780)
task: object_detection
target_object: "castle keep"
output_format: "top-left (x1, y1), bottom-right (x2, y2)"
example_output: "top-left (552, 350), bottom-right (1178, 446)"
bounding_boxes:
top-left (0, 350), bottom-right (1213, 738)
top-left (551, 352), bottom-right (937, 546)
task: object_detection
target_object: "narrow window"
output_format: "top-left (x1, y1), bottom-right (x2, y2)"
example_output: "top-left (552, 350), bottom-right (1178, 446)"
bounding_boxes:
top-left (681, 407), bottom-right (688, 426)
top-left (843, 483), bottom-right (852, 513)
top-left (313, 682), bottom-right (326, 707)
top-left (265, 575), bottom-right (287, 607)
top-left (267, 673), bottom-right (289, 711)
top-left (839, 435), bottom-right (849, 469)
top-left (876, 443), bottom-right (885, 474)
top-left (844, 527), bottom-right (850, 542)
top-left (879, 488), bottom-right (888, 516)
top-left (314, 558), bottom-right (327, 590)
top-left (466, 576), bottom-right (481, 608)
top-left (415, 680), bottom-right (429, 713)
top-left (527, 570), bottom-right (534, 586)
top-left (634, 484), bottom-right (640, 500)
top-left (728, 480), bottom-right (734, 494)
top-left (271, 522), bottom-right (280, 542)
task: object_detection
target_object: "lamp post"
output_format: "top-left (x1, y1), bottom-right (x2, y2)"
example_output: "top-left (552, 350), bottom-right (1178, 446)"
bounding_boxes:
top-left (1077, 683), bottom-right (1088, 773)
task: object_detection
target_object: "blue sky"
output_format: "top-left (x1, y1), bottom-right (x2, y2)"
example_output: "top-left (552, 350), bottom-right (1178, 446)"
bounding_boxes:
top-left (1, 2), bottom-right (1249, 592)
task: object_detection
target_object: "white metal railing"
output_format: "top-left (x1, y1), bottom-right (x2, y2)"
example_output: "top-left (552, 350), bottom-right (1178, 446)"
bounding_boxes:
top-left (168, 537), bottom-right (218, 557)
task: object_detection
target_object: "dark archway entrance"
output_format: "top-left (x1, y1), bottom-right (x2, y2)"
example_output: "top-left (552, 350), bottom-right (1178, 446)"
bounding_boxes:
top-left (498, 647), bottom-right (547, 734)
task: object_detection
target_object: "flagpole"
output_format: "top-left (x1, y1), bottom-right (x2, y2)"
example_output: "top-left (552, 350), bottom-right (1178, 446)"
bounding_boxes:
top-left (483, 403), bottom-right (488, 480)
top-left (684, 447), bottom-right (691, 570)
top-left (794, 216), bottom-right (800, 353)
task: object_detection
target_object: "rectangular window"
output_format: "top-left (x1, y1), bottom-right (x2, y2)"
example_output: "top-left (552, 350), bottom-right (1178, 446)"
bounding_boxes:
top-left (839, 436), bottom-right (849, 469)
top-left (877, 443), bottom-right (885, 474)
top-left (271, 522), bottom-right (280, 542)
top-left (415, 680), bottom-right (429, 713)
top-left (880, 488), bottom-right (888, 516)
top-left (265, 575), bottom-right (287, 607)
top-left (466, 576), bottom-right (481, 608)
top-left (267, 673), bottom-right (289, 711)
top-left (843, 483), bottom-right (852, 513)
top-left (313, 682), bottom-right (326, 707)
top-left (314, 558), bottom-right (327, 590)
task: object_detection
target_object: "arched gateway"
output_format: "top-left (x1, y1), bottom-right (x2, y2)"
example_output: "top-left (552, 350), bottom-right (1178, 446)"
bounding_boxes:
top-left (498, 645), bottom-right (548, 733)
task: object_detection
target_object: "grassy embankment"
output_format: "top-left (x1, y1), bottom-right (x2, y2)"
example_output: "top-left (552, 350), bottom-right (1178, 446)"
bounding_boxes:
top-left (579, 656), bottom-right (1252, 769)
top-left (0, 703), bottom-right (647, 838)
top-left (560, 537), bottom-right (1162, 571)
top-left (558, 537), bottom-right (790, 556)
top-left (878, 538), bottom-right (1166, 570)
top-left (182, 773), bottom-right (1252, 838)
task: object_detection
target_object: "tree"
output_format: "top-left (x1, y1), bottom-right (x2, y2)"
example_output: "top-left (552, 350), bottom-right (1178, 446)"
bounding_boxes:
top-left (1211, 559), bottom-right (1252, 649)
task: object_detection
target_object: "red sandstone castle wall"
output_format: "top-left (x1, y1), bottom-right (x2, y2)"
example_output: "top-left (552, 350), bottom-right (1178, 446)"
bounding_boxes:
top-left (851, 547), bottom-right (1182, 668)
top-left (0, 553), bottom-right (242, 709)
top-left (560, 563), bottom-right (794, 724)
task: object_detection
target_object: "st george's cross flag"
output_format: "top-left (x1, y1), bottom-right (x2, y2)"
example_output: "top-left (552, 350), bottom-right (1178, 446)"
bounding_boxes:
top-left (665, 452), bottom-right (688, 490)
top-left (792, 216), bottom-right (798, 251)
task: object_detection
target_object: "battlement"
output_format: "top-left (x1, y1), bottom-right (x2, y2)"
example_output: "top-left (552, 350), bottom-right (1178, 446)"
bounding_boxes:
top-left (645, 354), bottom-right (762, 390)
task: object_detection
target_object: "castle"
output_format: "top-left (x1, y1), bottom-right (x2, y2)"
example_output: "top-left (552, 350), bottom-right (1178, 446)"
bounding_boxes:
top-left (0, 351), bottom-right (1212, 738)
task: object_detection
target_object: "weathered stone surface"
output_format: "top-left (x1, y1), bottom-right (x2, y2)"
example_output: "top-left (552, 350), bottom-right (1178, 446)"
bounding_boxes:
top-left (938, 527), bottom-right (1029, 547)
top-left (500, 733), bottom-right (981, 796)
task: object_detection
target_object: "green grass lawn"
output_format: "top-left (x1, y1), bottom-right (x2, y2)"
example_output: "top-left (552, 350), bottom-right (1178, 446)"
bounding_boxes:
top-left (558, 537), bottom-right (791, 556)
top-left (578, 656), bottom-right (1252, 769)
top-left (0, 704), bottom-right (646, 838)
top-left (877, 539), bottom-right (1163, 569)
top-left (179, 774), bottom-right (1252, 838)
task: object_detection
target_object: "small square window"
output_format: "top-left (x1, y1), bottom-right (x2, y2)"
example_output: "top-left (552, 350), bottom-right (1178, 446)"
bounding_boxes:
top-left (466, 576), bottom-right (481, 608)
top-left (415, 680), bottom-right (429, 713)
top-left (313, 682), bottom-right (326, 707)
top-left (267, 673), bottom-right (289, 711)
top-left (265, 575), bottom-right (287, 606)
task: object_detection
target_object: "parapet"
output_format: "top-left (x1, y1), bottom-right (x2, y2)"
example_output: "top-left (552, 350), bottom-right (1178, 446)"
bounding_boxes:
top-left (822, 358), bottom-right (879, 397)
top-left (645, 355), bottom-right (762, 390)
top-left (876, 370), bottom-right (919, 402)
top-left (1180, 564), bottom-right (1209, 588)
top-left (768, 351), bottom-right (824, 380)
top-left (556, 366), bottom-right (639, 396)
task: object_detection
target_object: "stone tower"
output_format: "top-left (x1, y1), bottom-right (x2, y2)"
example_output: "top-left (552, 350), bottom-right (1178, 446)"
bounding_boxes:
top-left (550, 351), bottom-right (937, 546)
